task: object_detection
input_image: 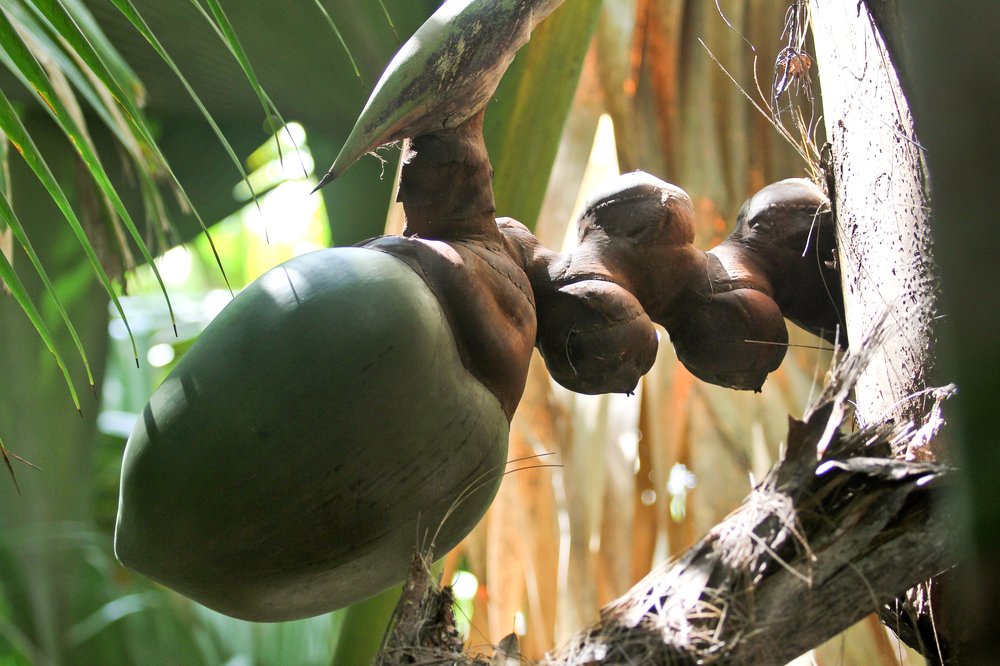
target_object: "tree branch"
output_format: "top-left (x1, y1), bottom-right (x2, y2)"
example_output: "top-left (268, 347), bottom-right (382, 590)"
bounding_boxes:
top-left (544, 394), bottom-right (951, 663)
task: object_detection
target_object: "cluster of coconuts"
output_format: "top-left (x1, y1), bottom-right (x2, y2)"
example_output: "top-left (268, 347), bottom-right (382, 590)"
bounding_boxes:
top-left (114, 0), bottom-right (844, 623)
top-left (114, 171), bottom-right (841, 621)
top-left (503, 172), bottom-right (843, 394)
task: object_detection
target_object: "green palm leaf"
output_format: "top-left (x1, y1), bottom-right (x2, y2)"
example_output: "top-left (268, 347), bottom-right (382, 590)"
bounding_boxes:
top-left (107, 0), bottom-right (261, 215)
top-left (307, 0), bottom-right (364, 82)
top-left (59, 0), bottom-right (144, 96)
top-left (0, 86), bottom-right (140, 363)
top-left (0, 8), bottom-right (177, 332)
top-left (194, 0), bottom-right (285, 145)
top-left (0, 187), bottom-right (94, 392)
top-left (23, 0), bottom-right (232, 289)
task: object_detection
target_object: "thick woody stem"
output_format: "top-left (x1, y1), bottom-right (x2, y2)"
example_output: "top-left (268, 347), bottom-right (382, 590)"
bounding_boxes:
top-left (397, 110), bottom-right (501, 243)
top-left (810, 0), bottom-right (935, 430)
top-left (361, 112), bottom-right (536, 419)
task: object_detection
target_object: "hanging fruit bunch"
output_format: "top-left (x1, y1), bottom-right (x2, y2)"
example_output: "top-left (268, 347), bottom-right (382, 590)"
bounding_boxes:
top-left (115, 0), bottom-right (564, 622)
top-left (529, 172), bottom-right (843, 391)
top-left (115, 0), bottom-right (843, 622)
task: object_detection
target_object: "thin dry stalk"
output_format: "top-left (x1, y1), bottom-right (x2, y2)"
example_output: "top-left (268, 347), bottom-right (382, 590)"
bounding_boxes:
top-left (700, 0), bottom-right (824, 183)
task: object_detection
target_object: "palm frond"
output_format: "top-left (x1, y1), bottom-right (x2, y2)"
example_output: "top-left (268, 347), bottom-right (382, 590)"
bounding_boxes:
top-left (107, 0), bottom-right (260, 216)
top-left (0, 8), bottom-right (177, 332)
top-left (0, 232), bottom-right (81, 413)
top-left (0, 86), bottom-right (140, 363)
top-left (24, 0), bottom-right (232, 289)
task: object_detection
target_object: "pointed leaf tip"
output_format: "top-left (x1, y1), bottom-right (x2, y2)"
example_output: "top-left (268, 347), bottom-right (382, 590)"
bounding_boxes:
top-left (311, 170), bottom-right (337, 194)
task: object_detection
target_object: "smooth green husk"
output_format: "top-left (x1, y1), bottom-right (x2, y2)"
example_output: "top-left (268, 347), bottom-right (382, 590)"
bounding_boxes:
top-left (115, 247), bottom-right (508, 621)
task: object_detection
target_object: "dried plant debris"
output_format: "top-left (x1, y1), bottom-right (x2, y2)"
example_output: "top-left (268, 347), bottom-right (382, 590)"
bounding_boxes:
top-left (376, 550), bottom-right (489, 666)
top-left (0, 438), bottom-right (40, 494)
top-left (374, 551), bottom-right (527, 665)
top-left (544, 401), bottom-right (952, 665)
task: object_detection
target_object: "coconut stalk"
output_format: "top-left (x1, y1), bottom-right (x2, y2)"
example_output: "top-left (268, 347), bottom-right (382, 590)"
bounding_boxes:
top-left (368, 69), bottom-right (951, 666)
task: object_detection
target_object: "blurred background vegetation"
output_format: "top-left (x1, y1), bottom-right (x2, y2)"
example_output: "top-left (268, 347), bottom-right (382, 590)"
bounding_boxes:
top-left (0, 1), bottom-right (928, 664)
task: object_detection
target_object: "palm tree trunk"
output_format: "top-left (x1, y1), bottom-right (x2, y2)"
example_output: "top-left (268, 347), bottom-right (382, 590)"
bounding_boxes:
top-left (809, 0), bottom-right (951, 660)
top-left (809, 0), bottom-right (937, 432)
